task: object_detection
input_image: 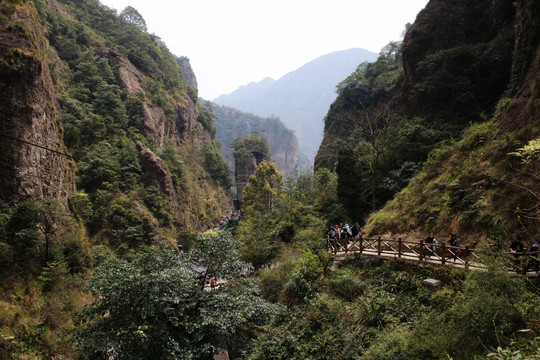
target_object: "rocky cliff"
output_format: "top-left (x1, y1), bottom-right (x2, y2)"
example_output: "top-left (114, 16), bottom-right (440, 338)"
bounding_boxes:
top-left (0, 2), bottom-right (76, 207)
top-left (212, 103), bottom-right (299, 178)
top-left (363, 0), bottom-right (540, 239)
top-left (176, 56), bottom-right (198, 93)
top-left (402, 0), bottom-right (516, 128)
top-left (0, 0), bottom-right (232, 235)
top-left (231, 134), bottom-right (271, 206)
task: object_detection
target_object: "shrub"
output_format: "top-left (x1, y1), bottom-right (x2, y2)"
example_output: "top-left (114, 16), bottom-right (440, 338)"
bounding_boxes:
top-left (328, 270), bottom-right (366, 301)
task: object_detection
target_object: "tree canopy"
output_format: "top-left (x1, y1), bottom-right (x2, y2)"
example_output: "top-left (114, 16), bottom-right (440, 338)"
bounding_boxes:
top-left (75, 232), bottom-right (279, 359)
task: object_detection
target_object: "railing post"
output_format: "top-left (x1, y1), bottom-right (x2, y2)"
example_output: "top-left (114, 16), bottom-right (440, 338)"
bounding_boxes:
top-left (359, 234), bottom-right (363, 253)
top-left (441, 242), bottom-right (446, 265)
top-left (419, 240), bottom-right (424, 261)
top-left (377, 236), bottom-right (382, 256)
top-left (465, 246), bottom-right (470, 269)
top-left (398, 237), bottom-right (402, 258)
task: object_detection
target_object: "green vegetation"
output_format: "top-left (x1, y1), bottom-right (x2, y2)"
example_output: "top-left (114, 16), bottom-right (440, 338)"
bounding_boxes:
top-left (74, 232), bottom-right (279, 360)
top-left (1, 0), bottom-right (539, 358)
top-left (231, 132), bottom-right (270, 167)
top-left (1, 0), bottom-right (232, 357)
top-left (211, 102), bottom-right (296, 172)
top-left (229, 169), bottom-right (540, 359)
top-left (316, 42), bottom-right (440, 222)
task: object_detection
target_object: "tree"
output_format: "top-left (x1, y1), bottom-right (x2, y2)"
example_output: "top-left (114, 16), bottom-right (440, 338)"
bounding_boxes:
top-left (74, 232), bottom-right (279, 359)
top-left (242, 161), bottom-right (283, 217)
top-left (339, 103), bottom-right (395, 211)
top-left (508, 138), bottom-right (540, 222)
top-left (119, 6), bottom-right (147, 32)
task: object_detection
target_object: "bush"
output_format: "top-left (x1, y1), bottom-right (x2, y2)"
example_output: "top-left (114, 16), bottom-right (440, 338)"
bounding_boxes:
top-left (328, 270), bottom-right (366, 301)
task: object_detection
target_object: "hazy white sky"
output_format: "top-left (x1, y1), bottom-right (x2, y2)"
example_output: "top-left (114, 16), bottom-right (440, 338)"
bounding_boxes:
top-left (99, 0), bottom-right (428, 100)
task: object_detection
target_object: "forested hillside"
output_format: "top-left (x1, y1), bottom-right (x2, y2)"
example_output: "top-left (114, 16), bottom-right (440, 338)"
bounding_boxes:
top-left (0, 0), bottom-right (233, 356)
top-left (0, 0), bottom-right (539, 358)
top-left (316, 0), bottom-right (540, 242)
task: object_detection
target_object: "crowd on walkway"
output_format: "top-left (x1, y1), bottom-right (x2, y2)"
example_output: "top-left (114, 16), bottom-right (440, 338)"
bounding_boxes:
top-left (327, 222), bottom-right (361, 240)
top-left (327, 224), bottom-right (539, 272)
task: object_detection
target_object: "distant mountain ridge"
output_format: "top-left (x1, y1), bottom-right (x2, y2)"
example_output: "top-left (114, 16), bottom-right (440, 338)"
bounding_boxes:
top-left (214, 48), bottom-right (379, 163)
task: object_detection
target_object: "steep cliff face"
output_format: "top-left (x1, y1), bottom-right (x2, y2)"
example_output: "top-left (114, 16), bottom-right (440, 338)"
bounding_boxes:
top-left (402, 0), bottom-right (515, 127)
top-left (364, 0), bottom-right (540, 239)
top-left (176, 56), bottom-right (198, 93)
top-left (232, 135), bottom-right (271, 206)
top-left (497, 0), bottom-right (540, 132)
top-left (212, 104), bottom-right (299, 178)
top-left (0, 2), bottom-right (76, 207)
top-left (1, 0), bottom-right (232, 233)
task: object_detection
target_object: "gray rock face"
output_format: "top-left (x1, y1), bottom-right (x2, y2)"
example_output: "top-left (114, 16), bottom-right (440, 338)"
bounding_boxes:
top-left (176, 56), bottom-right (198, 93)
top-left (0, 5), bottom-right (76, 207)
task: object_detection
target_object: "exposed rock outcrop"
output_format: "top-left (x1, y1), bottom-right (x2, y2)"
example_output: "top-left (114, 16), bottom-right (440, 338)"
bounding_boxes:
top-left (212, 104), bottom-right (299, 178)
top-left (0, 4), bottom-right (75, 207)
top-left (176, 56), bottom-right (198, 93)
top-left (232, 135), bottom-right (271, 206)
top-left (137, 142), bottom-right (183, 227)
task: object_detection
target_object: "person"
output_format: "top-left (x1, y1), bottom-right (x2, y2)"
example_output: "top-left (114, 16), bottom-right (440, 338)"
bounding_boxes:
top-left (448, 234), bottom-right (459, 262)
top-left (351, 222), bottom-right (360, 238)
top-left (328, 226), bottom-right (336, 239)
top-left (510, 237), bottom-right (524, 257)
top-left (424, 232), bottom-right (435, 258)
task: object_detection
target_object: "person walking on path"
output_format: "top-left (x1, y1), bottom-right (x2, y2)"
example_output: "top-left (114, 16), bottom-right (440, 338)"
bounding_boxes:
top-left (448, 234), bottom-right (459, 262)
top-left (424, 232), bottom-right (436, 258)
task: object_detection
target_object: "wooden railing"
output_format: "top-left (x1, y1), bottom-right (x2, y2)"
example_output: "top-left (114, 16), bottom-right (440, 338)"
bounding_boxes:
top-left (327, 235), bottom-right (540, 275)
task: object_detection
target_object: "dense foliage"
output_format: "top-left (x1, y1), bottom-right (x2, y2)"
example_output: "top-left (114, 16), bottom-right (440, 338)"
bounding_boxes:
top-left (231, 171), bottom-right (540, 359)
top-left (32, 0), bottom-right (232, 240)
top-left (74, 232), bottom-right (279, 360)
top-left (2, 0), bottom-right (539, 358)
top-left (316, 42), bottom-right (438, 222)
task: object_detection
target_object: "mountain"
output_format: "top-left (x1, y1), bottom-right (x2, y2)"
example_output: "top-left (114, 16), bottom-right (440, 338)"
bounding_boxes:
top-left (210, 103), bottom-right (299, 179)
top-left (315, 0), bottom-right (540, 241)
top-left (0, 1), bottom-right (234, 355)
top-left (214, 48), bottom-right (378, 163)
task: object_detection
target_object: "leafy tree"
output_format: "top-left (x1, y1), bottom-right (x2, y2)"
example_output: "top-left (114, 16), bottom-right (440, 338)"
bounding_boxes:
top-left (243, 161), bottom-right (283, 217)
top-left (337, 103), bottom-right (395, 211)
top-left (231, 133), bottom-right (270, 166)
top-left (119, 6), bottom-right (147, 32)
top-left (74, 233), bottom-right (279, 359)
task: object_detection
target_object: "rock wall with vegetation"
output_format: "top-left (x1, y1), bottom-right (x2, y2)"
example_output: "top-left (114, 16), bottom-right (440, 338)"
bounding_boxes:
top-left (315, 0), bottom-right (539, 242)
top-left (231, 134), bottom-right (271, 206)
top-left (365, 0), bottom-right (540, 241)
top-left (212, 103), bottom-right (299, 179)
top-left (0, 0), bottom-right (76, 207)
top-left (0, 0), bottom-right (233, 356)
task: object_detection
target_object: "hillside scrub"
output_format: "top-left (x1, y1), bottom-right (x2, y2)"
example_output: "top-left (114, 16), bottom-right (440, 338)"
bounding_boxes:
top-left (363, 119), bottom-right (540, 244)
top-left (250, 254), bottom-right (540, 360)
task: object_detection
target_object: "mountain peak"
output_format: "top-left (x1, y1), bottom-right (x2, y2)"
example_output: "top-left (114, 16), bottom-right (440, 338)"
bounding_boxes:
top-left (213, 48), bottom-right (378, 162)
